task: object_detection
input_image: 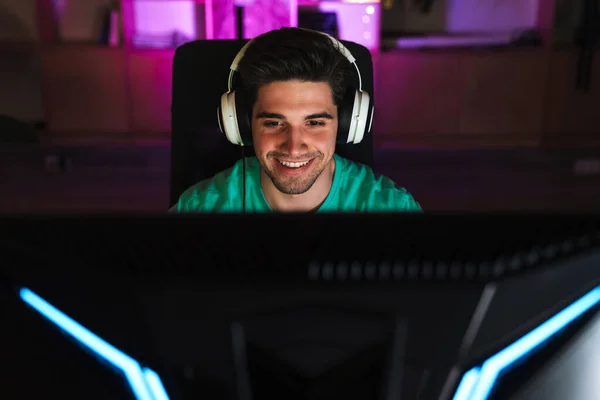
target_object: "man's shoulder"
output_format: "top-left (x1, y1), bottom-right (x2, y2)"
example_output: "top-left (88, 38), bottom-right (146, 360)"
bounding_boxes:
top-left (334, 155), bottom-right (422, 212)
top-left (172, 159), bottom-right (247, 212)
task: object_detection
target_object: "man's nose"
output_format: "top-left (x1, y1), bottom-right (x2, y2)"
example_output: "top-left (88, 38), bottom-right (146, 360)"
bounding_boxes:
top-left (281, 126), bottom-right (306, 155)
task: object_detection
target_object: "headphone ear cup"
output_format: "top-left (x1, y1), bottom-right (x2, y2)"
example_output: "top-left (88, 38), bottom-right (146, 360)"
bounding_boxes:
top-left (350, 91), bottom-right (371, 144)
top-left (218, 92), bottom-right (243, 145)
top-left (217, 101), bottom-right (225, 135)
top-left (234, 89), bottom-right (253, 145)
top-left (336, 86), bottom-right (359, 144)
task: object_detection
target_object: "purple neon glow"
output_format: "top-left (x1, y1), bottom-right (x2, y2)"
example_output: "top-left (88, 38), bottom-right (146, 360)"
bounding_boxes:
top-left (394, 32), bottom-right (516, 49)
top-left (446, 0), bottom-right (539, 32)
top-left (52, 0), bottom-right (66, 15)
top-left (133, 1), bottom-right (197, 47)
top-left (52, 0), bottom-right (541, 50)
top-left (131, 0), bottom-right (296, 43)
top-left (205, 0), bottom-right (214, 39)
top-left (243, 0), bottom-right (298, 39)
top-left (128, 0), bottom-right (379, 49)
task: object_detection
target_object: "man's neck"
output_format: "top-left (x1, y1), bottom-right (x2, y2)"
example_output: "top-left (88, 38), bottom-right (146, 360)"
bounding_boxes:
top-left (261, 158), bottom-right (336, 212)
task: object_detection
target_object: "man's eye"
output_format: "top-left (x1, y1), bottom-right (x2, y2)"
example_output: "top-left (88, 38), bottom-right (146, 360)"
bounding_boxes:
top-left (308, 120), bottom-right (325, 127)
top-left (264, 121), bottom-right (281, 127)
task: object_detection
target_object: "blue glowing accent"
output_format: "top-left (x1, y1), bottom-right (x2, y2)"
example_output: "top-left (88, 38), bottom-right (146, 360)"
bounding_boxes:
top-left (453, 286), bottom-right (600, 400)
top-left (20, 288), bottom-right (170, 400)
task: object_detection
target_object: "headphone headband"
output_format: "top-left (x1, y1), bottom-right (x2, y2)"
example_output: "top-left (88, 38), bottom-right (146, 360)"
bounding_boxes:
top-left (226, 29), bottom-right (362, 93)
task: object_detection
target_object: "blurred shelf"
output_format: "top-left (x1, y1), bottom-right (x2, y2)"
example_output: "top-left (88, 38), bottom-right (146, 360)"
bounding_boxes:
top-left (42, 42), bottom-right (125, 51)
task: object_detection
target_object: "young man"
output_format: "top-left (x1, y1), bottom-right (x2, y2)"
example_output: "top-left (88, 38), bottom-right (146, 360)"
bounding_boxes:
top-left (171, 28), bottom-right (421, 212)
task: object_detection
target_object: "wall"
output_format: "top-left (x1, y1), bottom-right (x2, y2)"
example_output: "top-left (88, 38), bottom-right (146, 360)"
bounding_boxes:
top-left (39, 46), bottom-right (130, 134)
top-left (373, 49), bottom-right (545, 148)
top-left (0, 0), bottom-right (134, 124)
top-left (0, 0), bottom-right (44, 123)
top-left (0, 47), bottom-right (44, 124)
top-left (373, 48), bottom-right (600, 148)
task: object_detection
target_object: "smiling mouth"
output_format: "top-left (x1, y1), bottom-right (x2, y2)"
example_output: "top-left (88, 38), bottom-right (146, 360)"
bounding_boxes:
top-left (277, 159), bottom-right (311, 168)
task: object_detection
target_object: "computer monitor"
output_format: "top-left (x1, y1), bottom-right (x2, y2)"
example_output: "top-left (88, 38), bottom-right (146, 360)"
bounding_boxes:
top-left (1, 214), bottom-right (599, 400)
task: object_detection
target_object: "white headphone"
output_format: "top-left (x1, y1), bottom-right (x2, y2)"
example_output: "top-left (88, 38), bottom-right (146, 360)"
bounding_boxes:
top-left (217, 28), bottom-right (373, 146)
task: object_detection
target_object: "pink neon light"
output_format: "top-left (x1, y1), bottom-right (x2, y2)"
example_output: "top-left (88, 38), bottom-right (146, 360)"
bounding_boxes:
top-left (205, 0), bottom-right (214, 39)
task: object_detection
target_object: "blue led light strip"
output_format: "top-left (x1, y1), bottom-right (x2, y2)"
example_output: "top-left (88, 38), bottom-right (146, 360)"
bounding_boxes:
top-left (20, 288), bottom-right (170, 400)
top-left (453, 286), bottom-right (600, 400)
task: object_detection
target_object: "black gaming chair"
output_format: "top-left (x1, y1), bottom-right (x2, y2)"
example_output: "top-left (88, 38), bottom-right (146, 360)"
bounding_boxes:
top-left (169, 39), bottom-right (375, 207)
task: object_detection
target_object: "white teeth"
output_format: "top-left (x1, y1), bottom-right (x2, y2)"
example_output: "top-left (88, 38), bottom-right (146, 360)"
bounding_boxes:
top-left (279, 160), bottom-right (309, 168)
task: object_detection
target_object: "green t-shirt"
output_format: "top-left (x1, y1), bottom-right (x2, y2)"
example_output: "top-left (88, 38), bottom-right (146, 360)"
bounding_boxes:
top-left (171, 154), bottom-right (422, 212)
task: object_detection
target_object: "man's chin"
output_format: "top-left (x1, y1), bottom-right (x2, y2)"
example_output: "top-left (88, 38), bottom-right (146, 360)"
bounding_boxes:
top-left (268, 170), bottom-right (315, 194)
top-left (273, 180), bottom-right (313, 195)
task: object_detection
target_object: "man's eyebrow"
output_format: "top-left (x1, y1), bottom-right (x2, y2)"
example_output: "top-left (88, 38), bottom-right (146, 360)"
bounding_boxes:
top-left (255, 111), bottom-right (334, 120)
top-left (255, 112), bottom-right (285, 119)
top-left (305, 112), bottom-right (333, 120)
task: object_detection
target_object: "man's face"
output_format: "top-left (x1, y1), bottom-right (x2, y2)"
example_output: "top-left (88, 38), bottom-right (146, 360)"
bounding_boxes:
top-left (251, 80), bottom-right (338, 195)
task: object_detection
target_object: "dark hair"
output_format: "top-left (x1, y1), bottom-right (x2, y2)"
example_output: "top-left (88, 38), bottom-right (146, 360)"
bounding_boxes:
top-left (238, 28), bottom-right (351, 109)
